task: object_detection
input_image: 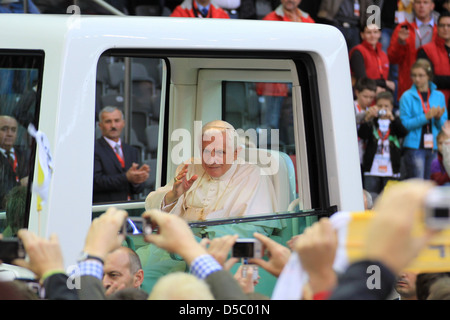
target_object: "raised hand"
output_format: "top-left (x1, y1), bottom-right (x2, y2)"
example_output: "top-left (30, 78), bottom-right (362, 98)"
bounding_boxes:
top-left (164, 164), bottom-right (198, 205)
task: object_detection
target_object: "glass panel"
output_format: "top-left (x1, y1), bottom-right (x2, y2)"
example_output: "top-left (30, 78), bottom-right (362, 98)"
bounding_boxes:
top-left (128, 212), bottom-right (320, 297)
top-left (93, 55), bottom-right (163, 207)
top-left (223, 80), bottom-right (298, 207)
top-left (0, 52), bottom-right (43, 236)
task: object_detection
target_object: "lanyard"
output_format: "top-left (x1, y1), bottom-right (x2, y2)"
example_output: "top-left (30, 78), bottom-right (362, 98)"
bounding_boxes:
top-left (417, 88), bottom-right (430, 114)
top-left (112, 145), bottom-right (125, 168)
top-left (6, 150), bottom-right (19, 182)
top-left (377, 129), bottom-right (390, 155)
top-left (417, 88), bottom-right (432, 133)
top-left (377, 128), bottom-right (390, 142)
top-left (413, 22), bottom-right (432, 47)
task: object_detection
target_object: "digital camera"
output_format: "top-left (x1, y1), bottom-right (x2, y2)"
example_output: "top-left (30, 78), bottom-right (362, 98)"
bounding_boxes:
top-left (378, 109), bottom-right (387, 117)
top-left (122, 216), bottom-right (153, 236)
top-left (424, 186), bottom-right (450, 230)
top-left (232, 238), bottom-right (263, 259)
top-left (0, 238), bottom-right (26, 263)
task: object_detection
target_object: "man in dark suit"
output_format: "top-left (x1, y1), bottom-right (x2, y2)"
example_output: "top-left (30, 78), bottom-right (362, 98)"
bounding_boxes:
top-left (0, 115), bottom-right (29, 209)
top-left (93, 106), bottom-right (150, 203)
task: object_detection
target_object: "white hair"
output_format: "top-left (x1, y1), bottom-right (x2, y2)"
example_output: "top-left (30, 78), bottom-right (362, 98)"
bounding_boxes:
top-left (148, 272), bottom-right (214, 300)
top-left (199, 120), bottom-right (241, 152)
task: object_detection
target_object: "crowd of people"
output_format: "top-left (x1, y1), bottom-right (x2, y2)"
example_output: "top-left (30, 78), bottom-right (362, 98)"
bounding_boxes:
top-left (1, 179), bottom-right (448, 301)
top-left (1, 119), bottom-right (449, 301)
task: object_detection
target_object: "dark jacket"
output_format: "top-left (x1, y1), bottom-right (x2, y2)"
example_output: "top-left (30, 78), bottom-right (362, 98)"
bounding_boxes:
top-left (358, 117), bottom-right (408, 174)
top-left (93, 137), bottom-right (143, 203)
top-left (329, 260), bottom-right (396, 300)
top-left (0, 146), bottom-right (29, 209)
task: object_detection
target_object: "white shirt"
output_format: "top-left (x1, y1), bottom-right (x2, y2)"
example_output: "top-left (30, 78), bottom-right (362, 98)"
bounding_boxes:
top-left (103, 136), bottom-right (123, 158)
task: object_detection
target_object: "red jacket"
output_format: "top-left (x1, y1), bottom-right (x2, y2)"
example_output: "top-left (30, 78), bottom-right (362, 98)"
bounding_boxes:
top-left (388, 21), bottom-right (437, 100)
top-left (420, 36), bottom-right (450, 105)
top-left (257, 6), bottom-right (314, 97)
top-left (170, 0), bottom-right (230, 18)
top-left (263, 5), bottom-right (315, 23)
top-left (350, 40), bottom-right (390, 81)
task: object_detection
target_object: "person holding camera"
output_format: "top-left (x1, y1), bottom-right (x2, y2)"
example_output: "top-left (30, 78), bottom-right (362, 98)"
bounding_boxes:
top-left (358, 91), bottom-right (408, 200)
top-left (10, 207), bottom-right (128, 300)
top-left (388, 0), bottom-right (438, 103)
top-left (399, 58), bottom-right (447, 180)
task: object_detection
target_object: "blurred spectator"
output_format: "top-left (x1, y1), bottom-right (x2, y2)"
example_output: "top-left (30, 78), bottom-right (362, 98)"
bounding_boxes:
top-left (298, 0), bottom-right (321, 21)
top-left (417, 11), bottom-right (450, 107)
top-left (316, 0), bottom-right (376, 51)
top-left (262, 0), bottom-right (314, 22)
top-left (0, 281), bottom-right (39, 300)
top-left (102, 246), bottom-right (144, 296)
top-left (329, 180), bottom-right (439, 300)
top-left (427, 276), bottom-right (450, 299)
top-left (148, 272), bottom-right (214, 300)
top-left (353, 77), bottom-right (377, 164)
top-left (3, 186), bottom-right (27, 237)
top-left (350, 23), bottom-right (395, 93)
top-left (416, 272), bottom-right (450, 299)
top-left (430, 128), bottom-right (450, 184)
top-left (0, 115), bottom-right (29, 210)
top-left (0, 0), bottom-right (40, 13)
top-left (378, 0), bottom-right (398, 52)
top-left (394, 271), bottom-right (418, 300)
top-left (258, 0), bottom-right (312, 131)
top-left (107, 287), bottom-right (148, 300)
top-left (435, 0), bottom-right (450, 13)
top-left (441, 120), bottom-right (450, 173)
top-left (237, 0), bottom-right (257, 19)
top-left (358, 91), bottom-right (408, 200)
top-left (214, 0), bottom-right (240, 18)
top-left (170, 0), bottom-right (230, 18)
top-left (377, 0), bottom-right (400, 107)
top-left (388, 0), bottom-right (439, 102)
top-left (399, 58), bottom-right (447, 180)
top-left (362, 189), bottom-right (373, 209)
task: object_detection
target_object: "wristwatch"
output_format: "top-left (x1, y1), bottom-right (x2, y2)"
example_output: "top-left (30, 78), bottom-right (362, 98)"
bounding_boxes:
top-left (77, 252), bottom-right (104, 264)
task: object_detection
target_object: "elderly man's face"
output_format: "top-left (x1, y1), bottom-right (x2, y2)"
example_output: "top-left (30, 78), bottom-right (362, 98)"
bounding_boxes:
top-left (0, 116), bottom-right (18, 151)
top-left (201, 131), bottom-right (237, 178)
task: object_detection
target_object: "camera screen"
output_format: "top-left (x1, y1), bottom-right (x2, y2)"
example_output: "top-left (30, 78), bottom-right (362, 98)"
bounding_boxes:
top-left (434, 208), bottom-right (450, 218)
top-left (233, 242), bottom-right (254, 258)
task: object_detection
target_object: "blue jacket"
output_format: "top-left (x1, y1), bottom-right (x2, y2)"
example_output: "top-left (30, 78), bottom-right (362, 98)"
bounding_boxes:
top-left (399, 82), bottom-right (447, 150)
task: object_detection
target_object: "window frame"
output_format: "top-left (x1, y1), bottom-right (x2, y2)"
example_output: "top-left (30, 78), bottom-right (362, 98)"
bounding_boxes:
top-left (91, 49), bottom-right (332, 217)
top-left (0, 49), bottom-right (45, 230)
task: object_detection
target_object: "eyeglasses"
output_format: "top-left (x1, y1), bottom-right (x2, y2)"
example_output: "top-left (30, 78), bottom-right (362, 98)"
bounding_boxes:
top-left (438, 24), bottom-right (450, 28)
top-left (411, 73), bottom-right (427, 78)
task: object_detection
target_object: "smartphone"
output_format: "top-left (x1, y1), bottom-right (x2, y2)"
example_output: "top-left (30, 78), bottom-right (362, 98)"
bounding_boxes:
top-left (0, 238), bottom-right (26, 263)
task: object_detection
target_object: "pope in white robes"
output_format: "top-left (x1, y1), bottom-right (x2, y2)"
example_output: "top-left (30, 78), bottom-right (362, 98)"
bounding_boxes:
top-left (137, 120), bottom-right (284, 293)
